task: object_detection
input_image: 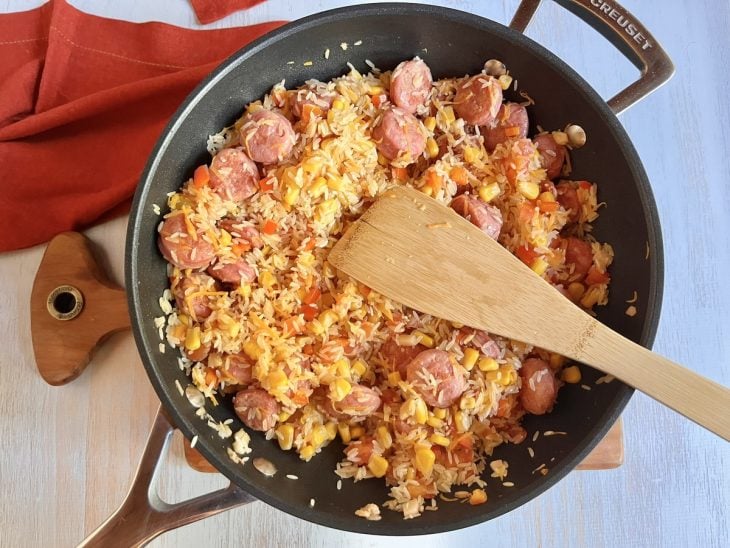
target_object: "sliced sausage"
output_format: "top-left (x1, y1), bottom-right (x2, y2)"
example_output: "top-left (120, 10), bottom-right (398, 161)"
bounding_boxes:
top-left (453, 74), bottom-right (503, 126)
top-left (225, 352), bottom-right (254, 386)
top-left (345, 437), bottom-right (375, 465)
top-left (233, 388), bottom-right (280, 431)
top-left (184, 340), bottom-right (211, 362)
top-left (483, 102), bottom-right (529, 151)
top-left (518, 358), bottom-right (557, 415)
top-left (172, 271), bottom-right (217, 320)
top-left (406, 349), bottom-right (467, 408)
top-left (208, 147), bottom-right (259, 203)
top-left (450, 194), bottom-right (503, 240)
top-left (158, 213), bottom-right (214, 270)
top-left (218, 219), bottom-right (264, 249)
top-left (379, 336), bottom-right (427, 378)
top-left (239, 109), bottom-right (297, 164)
top-left (556, 181), bottom-right (580, 222)
top-left (390, 58), bottom-right (433, 114)
top-left (331, 384), bottom-right (382, 417)
top-left (371, 107), bottom-right (426, 163)
top-left (291, 82), bottom-right (337, 118)
top-left (534, 134), bottom-right (566, 179)
top-left (564, 236), bottom-right (593, 278)
top-left (207, 257), bottom-right (256, 285)
top-left (460, 328), bottom-right (500, 359)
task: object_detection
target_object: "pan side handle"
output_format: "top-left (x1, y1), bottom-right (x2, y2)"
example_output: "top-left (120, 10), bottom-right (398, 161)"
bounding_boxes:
top-left (509, 0), bottom-right (674, 114)
top-left (77, 406), bottom-right (255, 548)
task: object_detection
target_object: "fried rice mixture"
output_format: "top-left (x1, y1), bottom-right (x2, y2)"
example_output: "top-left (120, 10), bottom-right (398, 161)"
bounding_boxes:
top-left (157, 56), bottom-right (613, 519)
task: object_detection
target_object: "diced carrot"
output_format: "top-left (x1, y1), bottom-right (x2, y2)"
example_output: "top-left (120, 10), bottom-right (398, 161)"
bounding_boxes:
top-left (372, 94), bottom-right (384, 108)
top-left (585, 266), bottom-right (610, 285)
top-left (425, 170), bottom-right (443, 192)
top-left (392, 166), bottom-right (408, 181)
top-left (302, 344), bottom-right (314, 355)
top-left (301, 103), bottom-right (323, 124)
top-left (204, 368), bottom-right (217, 387)
top-left (193, 165), bottom-right (210, 189)
top-left (232, 242), bottom-right (252, 256)
top-left (357, 283), bottom-right (371, 297)
top-left (284, 317), bottom-right (304, 336)
top-left (515, 245), bottom-right (537, 265)
top-left (518, 202), bottom-right (535, 224)
top-left (301, 304), bottom-right (318, 321)
top-left (303, 287), bottom-right (321, 305)
top-left (259, 177), bottom-right (275, 192)
top-left (504, 126), bottom-right (521, 137)
top-left (538, 199), bottom-right (559, 213)
top-left (305, 238), bottom-right (316, 251)
top-left (449, 166), bottom-right (469, 186)
top-left (292, 392), bottom-right (310, 406)
top-left (578, 181), bottom-right (592, 190)
top-left (262, 220), bottom-right (278, 234)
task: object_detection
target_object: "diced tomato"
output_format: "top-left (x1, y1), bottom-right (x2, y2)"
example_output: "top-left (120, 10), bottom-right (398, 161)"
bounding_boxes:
top-left (301, 103), bottom-right (323, 124)
top-left (301, 304), bottom-right (318, 321)
top-left (262, 220), bottom-right (278, 234)
top-left (259, 177), bottom-right (275, 192)
top-left (538, 199), bottom-right (559, 213)
top-left (304, 238), bottom-right (316, 251)
top-left (585, 266), bottom-right (610, 285)
top-left (303, 287), bottom-right (321, 305)
top-left (372, 94), bottom-right (384, 108)
top-left (516, 245), bottom-right (537, 265)
top-left (449, 166), bottom-right (469, 186)
top-left (193, 165), bottom-right (210, 189)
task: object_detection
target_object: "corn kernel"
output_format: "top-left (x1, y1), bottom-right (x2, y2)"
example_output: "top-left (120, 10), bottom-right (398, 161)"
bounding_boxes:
top-left (433, 407), bottom-right (447, 420)
top-left (259, 270), bottom-right (276, 289)
top-left (413, 331), bottom-right (435, 348)
top-left (459, 395), bottom-right (476, 410)
top-left (517, 181), bottom-right (540, 200)
top-left (424, 116), bottom-right (437, 132)
top-left (550, 353), bottom-right (566, 369)
top-left (415, 447), bottom-right (436, 476)
top-left (239, 283), bottom-right (252, 298)
top-left (552, 131), bottom-right (569, 146)
top-left (478, 357), bottom-right (499, 372)
top-left (377, 153), bottom-right (389, 166)
top-left (478, 182), bottom-right (501, 203)
top-left (312, 424), bottom-right (329, 446)
top-left (184, 326), bottom-right (201, 351)
top-left (498, 74), bottom-right (513, 90)
top-left (562, 365), bottom-right (582, 384)
top-left (350, 425), bottom-right (365, 440)
top-left (530, 256), bottom-right (549, 276)
top-left (332, 98), bottom-right (346, 111)
top-left (242, 340), bottom-right (262, 360)
top-left (316, 198), bottom-right (340, 221)
top-left (334, 358), bottom-right (351, 379)
top-left (485, 370), bottom-right (501, 382)
top-left (265, 370), bottom-right (289, 392)
top-left (276, 424), bottom-right (294, 450)
top-left (330, 378), bottom-right (352, 402)
top-left (406, 468), bottom-right (416, 481)
top-left (278, 411), bottom-right (291, 423)
top-left (580, 286), bottom-right (602, 308)
top-left (300, 445), bottom-right (315, 461)
top-left (283, 182), bottom-right (300, 206)
top-left (414, 397), bottom-right (428, 424)
top-left (462, 348), bottom-right (479, 371)
top-left (388, 371), bottom-right (402, 386)
top-left (218, 229), bottom-right (232, 248)
top-left (426, 137), bottom-right (439, 158)
top-left (498, 365), bottom-right (516, 386)
top-left (469, 488), bottom-right (488, 505)
top-left (338, 423), bottom-right (351, 444)
top-left (421, 185), bottom-right (434, 197)
top-left (318, 310), bottom-right (339, 328)
top-left (376, 426), bottom-right (393, 450)
top-left (302, 155), bottom-right (324, 174)
top-left (454, 410), bottom-right (471, 433)
top-left (567, 282), bottom-right (586, 301)
top-left (442, 106), bottom-right (456, 124)
top-left (352, 359), bottom-right (367, 377)
top-left (327, 174), bottom-right (345, 191)
top-left (325, 422), bottom-right (338, 440)
top-left (367, 454), bottom-right (389, 478)
top-left (426, 416), bottom-right (443, 428)
top-left (308, 176), bottom-right (327, 197)
top-left (538, 191), bottom-right (556, 203)
top-left (463, 146), bottom-right (480, 164)
top-left (429, 434), bottom-right (450, 447)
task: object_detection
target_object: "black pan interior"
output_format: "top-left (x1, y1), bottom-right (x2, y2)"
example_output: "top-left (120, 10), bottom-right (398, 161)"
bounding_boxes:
top-left (126, 3), bottom-right (663, 535)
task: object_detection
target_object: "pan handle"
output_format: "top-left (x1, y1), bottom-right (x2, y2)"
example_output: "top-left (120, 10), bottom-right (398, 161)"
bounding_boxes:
top-left (509, 0), bottom-right (674, 114)
top-left (78, 406), bottom-right (255, 548)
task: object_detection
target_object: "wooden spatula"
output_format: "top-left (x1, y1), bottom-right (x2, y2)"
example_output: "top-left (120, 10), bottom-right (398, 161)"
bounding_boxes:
top-left (329, 186), bottom-right (730, 441)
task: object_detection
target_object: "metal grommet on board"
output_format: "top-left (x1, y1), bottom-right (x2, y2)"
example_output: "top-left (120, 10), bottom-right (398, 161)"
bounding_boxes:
top-left (46, 285), bottom-right (84, 321)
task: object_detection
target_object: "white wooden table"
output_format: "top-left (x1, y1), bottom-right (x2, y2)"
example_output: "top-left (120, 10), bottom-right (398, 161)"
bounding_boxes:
top-left (1, 1), bottom-right (728, 546)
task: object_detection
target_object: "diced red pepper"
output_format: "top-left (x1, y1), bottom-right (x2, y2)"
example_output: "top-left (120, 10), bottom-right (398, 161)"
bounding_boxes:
top-left (193, 165), bottom-right (210, 189)
top-left (300, 304), bottom-right (318, 321)
top-left (515, 245), bottom-right (537, 265)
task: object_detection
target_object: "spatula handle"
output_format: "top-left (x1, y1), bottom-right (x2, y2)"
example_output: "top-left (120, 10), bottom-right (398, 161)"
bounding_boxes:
top-left (578, 320), bottom-right (730, 441)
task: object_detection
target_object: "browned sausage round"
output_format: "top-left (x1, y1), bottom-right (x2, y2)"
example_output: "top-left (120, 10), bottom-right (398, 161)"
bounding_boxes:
top-left (207, 257), bottom-right (256, 285)
top-left (534, 134), bottom-right (566, 179)
top-left (291, 82), bottom-right (337, 118)
top-left (518, 358), bottom-right (557, 415)
top-left (450, 194), bottom-right (503, 240)
top-left (556, 181), bottom-right (580, 222)
top-left (371, 107), bottom-right (426, 162)
top-left (483, 102), bottom-right (529, 151)
top-left (208, 147), bottom-right (259, 202)
top-left (331, 384), bottom-right (382, 417)
top-left (344, 437), bottom-right (375, 465)
top-left (453, 74), bottom-right (503, 126)
top-left (172, 271), bottom-right (217, 320)
top-left (158, 213), bottom-right (214, 270)
top-left (239, 109), bottom-right (297, 164)
top-left (379, 336), bottom-right (427, 378)
top-left (390, 58), bottom-right (433, 114)
top-left (233, 388), bottom-right (280, 431)
top-left (184, 340), bottom-right (211, 362)
top-left (225, 352), bottom-right (254, 386)
top-left (406, 349), bottom-right (467, 408)
top-left (218, 218), bottom-right (264, 249)
top-left (564, 236), bottom-right (593, 278)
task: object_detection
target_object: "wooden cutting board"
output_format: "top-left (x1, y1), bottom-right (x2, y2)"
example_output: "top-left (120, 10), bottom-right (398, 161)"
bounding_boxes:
top-left (31, 231), bottom-right (624, 473)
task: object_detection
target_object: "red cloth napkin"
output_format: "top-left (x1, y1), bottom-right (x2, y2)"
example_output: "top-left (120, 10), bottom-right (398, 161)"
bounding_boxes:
top-left (190, 0), bottom-right (267, 24)
top-left (0, 0), bottom-right (284, 252)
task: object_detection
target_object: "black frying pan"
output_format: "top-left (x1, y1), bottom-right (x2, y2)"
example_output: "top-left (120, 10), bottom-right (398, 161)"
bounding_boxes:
top-left (85, 1), bottom-right (673, 544)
